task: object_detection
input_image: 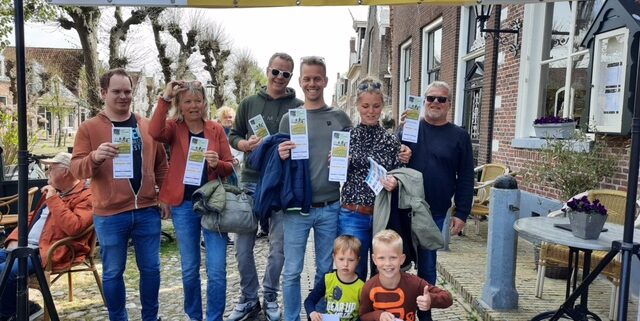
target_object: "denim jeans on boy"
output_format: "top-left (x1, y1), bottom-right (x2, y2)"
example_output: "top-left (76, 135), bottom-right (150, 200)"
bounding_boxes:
top-left (416, 214), bottom-right (446, 321)
top-left (233, 182), bottom-right (285, 304)
top-left (172, 200), bottom-right (227, 321)
top-left (0, 248), bottom-right (36, 317)
top-left (93, 207), bottom-right (161, 321)
top-left (337, 207), bottom-right (373, 280)
top-left (282, 201), bottom-right (339, 321)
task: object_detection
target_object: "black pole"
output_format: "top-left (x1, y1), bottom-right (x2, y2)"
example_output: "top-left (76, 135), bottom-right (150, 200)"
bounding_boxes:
top-left (13, 0), bottom-right (30, 319)
top-left (0, 2), bottom-right (60, 320)
top-left (616, 35), bottom-right (640, 321)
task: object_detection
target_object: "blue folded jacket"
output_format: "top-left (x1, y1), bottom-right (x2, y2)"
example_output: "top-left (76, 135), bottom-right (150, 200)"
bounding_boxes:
top-left (248, 133), bottom-right (312, 218)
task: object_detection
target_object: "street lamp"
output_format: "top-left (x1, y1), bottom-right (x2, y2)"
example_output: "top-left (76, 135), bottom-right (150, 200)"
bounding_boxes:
top-left (205, 81), bottom-right (214, 104)
top-left (474, 4), bottom-right (522, 57)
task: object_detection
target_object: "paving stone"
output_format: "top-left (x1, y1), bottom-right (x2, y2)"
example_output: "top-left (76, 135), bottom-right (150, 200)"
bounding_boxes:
top-left (437, 220), bottom-right (639, 321)
top-left (30, 220), bottom-right (640, 321)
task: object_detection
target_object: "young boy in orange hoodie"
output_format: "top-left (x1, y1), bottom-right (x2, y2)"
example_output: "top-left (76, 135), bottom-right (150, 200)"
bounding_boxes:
top-left (360, 230), bottom-right (453, 321)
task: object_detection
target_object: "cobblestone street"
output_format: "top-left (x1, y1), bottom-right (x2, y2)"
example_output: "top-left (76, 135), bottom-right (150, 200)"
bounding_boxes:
top-left (29, 220), bottom-right (639, 321)
top-left (30, 222), bottom-right (476, 320)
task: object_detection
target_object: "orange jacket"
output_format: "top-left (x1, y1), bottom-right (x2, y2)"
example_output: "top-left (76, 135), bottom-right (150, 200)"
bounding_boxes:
top-left (5, 181), bottom-right (94, 271)
top-left (149, 99), bottom-right (234, 206)
top-left (71, 112), bottom-right (168, 215)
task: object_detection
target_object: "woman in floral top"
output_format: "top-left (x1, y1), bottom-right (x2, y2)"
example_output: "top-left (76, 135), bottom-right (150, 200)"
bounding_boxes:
top-left (339, 76), bottom-right (404, 280)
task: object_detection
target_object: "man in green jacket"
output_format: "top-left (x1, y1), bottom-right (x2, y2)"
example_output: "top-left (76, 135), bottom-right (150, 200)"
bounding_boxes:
top-left (227, 52), bottom-right (303, 321)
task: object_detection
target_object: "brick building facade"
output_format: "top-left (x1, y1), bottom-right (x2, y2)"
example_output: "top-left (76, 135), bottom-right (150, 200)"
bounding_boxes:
top-left (389, 2), bottom-right (635, 202)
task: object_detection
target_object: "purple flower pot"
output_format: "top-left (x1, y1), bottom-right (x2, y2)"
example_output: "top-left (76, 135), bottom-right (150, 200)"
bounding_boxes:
top-left (568, 211), bottom-right (608, 240)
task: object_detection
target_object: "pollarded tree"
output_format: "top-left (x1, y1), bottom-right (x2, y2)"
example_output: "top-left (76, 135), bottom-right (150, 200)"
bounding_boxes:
top-left (58, 6), bottom-right (102, 116)
top-left (107, 7), bottom-right (149, 69)
top-left (198, 21), bottom-right (230, 108)
top-left (231, 49), bottom-right (266, 104)
top-left (148, 8), bottom-right (200, 83)
top-left (59, 6), bottom-right (149, 116)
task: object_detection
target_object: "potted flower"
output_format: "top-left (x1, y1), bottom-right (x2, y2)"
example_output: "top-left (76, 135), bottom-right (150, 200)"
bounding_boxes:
top-left (533, 116), bottom-right (577, 139)
top-left (563, 195), bottom-right (608, 240)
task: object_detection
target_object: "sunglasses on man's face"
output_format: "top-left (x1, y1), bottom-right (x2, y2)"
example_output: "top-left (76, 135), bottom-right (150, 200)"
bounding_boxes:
top-left (269, 68), bottom-right (292, 79)
top-left (426, 95), bottom-right (448, 103)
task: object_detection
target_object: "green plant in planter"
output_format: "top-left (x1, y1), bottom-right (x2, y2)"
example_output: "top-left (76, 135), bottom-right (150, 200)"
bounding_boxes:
top-left (528, 131), bottom-right (615, 200)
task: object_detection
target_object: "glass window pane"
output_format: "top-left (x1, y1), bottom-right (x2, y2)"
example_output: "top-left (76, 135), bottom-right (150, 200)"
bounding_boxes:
top-left (427, 27), bottom-right (442, 83)
top-left (404, 47), bottom-right (411, 79)
top-left (467, 9), bottom-right (484, 52)
top-left (544, 2), bottom-right (571, 60)
top-left (571, 53), bottom-right (590, 126)
top-left (432, 28), bottom-right (442, 70)
top-left (539, 58), bottom-right (568, 117)
top-left (573, 0), bottom-right (605, 51)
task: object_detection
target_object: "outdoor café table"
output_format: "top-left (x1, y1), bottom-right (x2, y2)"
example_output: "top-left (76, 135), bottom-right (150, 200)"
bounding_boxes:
top-left (514, 216), bottom-right (640, 321)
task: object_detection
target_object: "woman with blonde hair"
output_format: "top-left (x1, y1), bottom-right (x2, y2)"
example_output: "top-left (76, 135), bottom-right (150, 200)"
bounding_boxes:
top-left (149, 80), bottom-right (234, 321)
top-left (339, 76), bottom-right (404, 280)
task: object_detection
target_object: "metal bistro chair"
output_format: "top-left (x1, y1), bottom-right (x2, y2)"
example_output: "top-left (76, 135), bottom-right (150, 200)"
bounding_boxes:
top-left (29, 224), bottom-right (106, 321)
top-left (536, 189), bottom-right (630, 320)
top-left (468, 163), bottom-right (509, 234)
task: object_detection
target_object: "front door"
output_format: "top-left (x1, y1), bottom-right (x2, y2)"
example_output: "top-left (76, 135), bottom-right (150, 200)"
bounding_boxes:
top-left (462, 61), bottom-right (484, 166)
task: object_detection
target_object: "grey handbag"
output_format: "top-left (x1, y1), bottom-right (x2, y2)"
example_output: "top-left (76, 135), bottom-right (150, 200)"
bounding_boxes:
top-left (193, 181), bottom-right (258, 234)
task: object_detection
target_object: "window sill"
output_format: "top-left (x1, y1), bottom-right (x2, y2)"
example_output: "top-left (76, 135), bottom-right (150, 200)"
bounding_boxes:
top-left (511, 137), bottom-right (593, 152)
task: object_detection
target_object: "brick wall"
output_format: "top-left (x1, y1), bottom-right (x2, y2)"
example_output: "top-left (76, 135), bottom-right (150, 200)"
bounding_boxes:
top-left (390, 5), bottom-right (459, 123)
top-left (489, 4), bottom-right (633, 199)
top-left (390, 3), bottom-right (634, 200)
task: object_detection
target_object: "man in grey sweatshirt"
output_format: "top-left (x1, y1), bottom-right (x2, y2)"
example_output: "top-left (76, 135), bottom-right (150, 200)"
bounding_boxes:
top-left (227, 52), bottom-right (303, 321)
top-left (277, 56), bottom-right (353, 321)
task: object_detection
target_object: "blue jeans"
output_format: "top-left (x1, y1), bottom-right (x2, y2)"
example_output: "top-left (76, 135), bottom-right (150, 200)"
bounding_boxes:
top-left (416, 214), bottom-right (445, 321)
top-left (172, 201), bottom-right (227, 321)
top-left (233, 183), bottom-right (285, 303)
top-left (337, 207), bottom-right (373, 280)
top-left (93, 207), bottom-right (161, 321)
top-left (0, 248), bottom-right (36, 317)
top-left (282, 201), bottom-right (339, 321)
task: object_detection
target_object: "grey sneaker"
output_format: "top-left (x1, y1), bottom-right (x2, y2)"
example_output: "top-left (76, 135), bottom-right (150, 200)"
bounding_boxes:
top-left (263, 299), bottom-right (281, 321)
top-left (226, 301), bottom-right (260, 321)
top-left (28, 300), bottom-right (43, 321)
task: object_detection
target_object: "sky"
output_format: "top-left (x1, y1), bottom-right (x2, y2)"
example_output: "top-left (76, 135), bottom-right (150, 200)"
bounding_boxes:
top-left (11, 6), bottom-right (370, 103)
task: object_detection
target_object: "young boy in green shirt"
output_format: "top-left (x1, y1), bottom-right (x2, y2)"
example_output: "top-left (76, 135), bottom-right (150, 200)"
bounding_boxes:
top-left (305, 235), bottom-right (364, 321)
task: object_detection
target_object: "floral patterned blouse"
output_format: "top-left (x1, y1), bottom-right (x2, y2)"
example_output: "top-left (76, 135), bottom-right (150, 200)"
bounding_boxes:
top-left (341, 123), bottom-right (403, 207)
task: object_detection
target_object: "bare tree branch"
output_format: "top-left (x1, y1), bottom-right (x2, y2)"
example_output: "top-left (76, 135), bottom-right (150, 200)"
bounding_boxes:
top-left (58, 6), bottom-right (102, 116)
top-left (198, 21), bottom-right (231, 108)
top-left (108, 6), bottom-right (148, 69)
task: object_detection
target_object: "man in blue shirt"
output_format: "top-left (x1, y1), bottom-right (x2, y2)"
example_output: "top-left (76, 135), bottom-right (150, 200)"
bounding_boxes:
top-left (402, 80), bottom-right (474, 321)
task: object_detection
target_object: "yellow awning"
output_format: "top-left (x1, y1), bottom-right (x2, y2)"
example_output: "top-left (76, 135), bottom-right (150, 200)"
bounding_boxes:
top-left (49, 0), bottom-right (562, 8)
top-left (188, 0), bottom-right (477, 7)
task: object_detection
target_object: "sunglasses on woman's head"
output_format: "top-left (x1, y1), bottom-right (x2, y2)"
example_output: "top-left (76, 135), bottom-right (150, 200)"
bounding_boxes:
top-left (357, 81), bottom-right (382, 92)
top-left (426, 95), bottom-right (448, 103)
top-left (269, 68), bottom-right (292, 79)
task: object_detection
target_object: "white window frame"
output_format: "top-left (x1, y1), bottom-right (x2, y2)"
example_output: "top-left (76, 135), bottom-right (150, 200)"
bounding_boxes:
top-left (515, 2), bottom-right (603, 146)
top-left (589, 27), bottom-right (629, 133)
top-left (420, 17), bottom-right (443, 97)
top-left (399, 39), bottom-right (412, 114)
